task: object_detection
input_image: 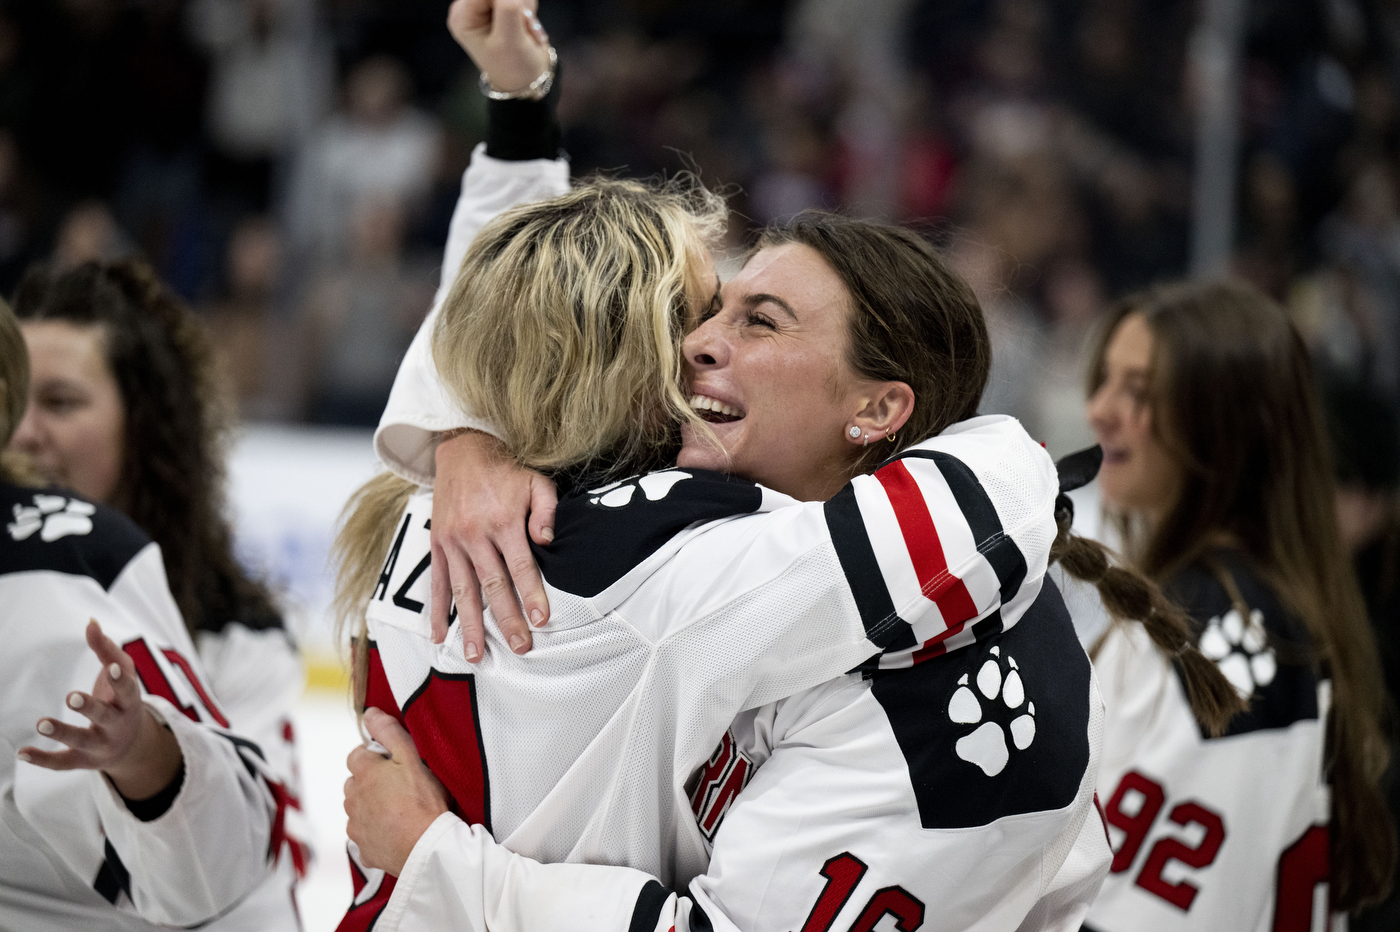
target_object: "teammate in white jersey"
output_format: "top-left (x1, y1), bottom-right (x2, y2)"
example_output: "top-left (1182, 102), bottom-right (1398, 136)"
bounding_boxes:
top-left (1082, 280), bottom-right (1394, 930)
top-left (333, 8), bottom-right (1234, 930)
top-left (0, 300), bottom-right (285, 930)
top-left (8, 258), bottom-right (309, 927)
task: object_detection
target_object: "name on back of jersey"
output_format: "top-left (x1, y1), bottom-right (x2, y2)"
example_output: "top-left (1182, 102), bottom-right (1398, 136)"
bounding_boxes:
top-left (366, 501), bottom-right (434, 637)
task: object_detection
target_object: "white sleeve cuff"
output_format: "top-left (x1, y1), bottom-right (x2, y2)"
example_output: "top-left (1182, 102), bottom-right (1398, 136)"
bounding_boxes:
top-left (92, 697), bottom-right (273, 926)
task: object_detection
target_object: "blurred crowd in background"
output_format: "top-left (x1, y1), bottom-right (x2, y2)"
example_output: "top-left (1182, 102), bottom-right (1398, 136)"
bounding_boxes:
top-left (0, 0), bottom-right (1395, 454)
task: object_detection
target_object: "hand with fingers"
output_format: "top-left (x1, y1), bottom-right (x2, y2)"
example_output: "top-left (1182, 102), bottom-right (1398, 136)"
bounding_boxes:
top-left (17, 620), bottom-right (184, 802)
top-left (447, 0), bottom-right (551, 94)
top-left (344, 707), bottom-right (451, 877)
top-left (430, 429), bottom-right (557, 662)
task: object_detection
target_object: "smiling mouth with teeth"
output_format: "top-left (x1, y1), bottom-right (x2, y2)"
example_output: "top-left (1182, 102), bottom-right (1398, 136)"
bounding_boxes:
top-left (690, 393), bottom-right (744, 424)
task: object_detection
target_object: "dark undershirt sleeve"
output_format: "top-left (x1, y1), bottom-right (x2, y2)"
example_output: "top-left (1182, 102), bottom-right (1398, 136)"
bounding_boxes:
top-left (118, 760), bottom-right (186, 822)
top-left (484, 63), bottom-right (563, 161)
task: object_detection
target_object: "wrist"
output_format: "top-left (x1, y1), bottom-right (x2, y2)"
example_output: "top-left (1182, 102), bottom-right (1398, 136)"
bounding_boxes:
top-left (484, 57), bottom-right (563, 161)
top-left (480, 45), bottom-right (556, 100)
top-left (105, 707), bottom-right (184, 801)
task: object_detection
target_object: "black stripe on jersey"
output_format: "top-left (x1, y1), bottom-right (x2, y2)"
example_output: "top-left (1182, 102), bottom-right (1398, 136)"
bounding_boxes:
top-left (870, 580), bottom-right (1089, 829)
top-left (823, 484), bottom-right (912, 649)
top-left (215, 731), bottom-right (268, 782)
top-left (536, 469), bottom-right (763, 598)
top-left (972, 607), bottom-right (1005, 641)
top-left (629, 881), bottom-right (671, 932)
top-left (899, 451), bottom-right (1028, 605)
top-left (0, 483), bottom-right (150, 590)
top-left (689, 901), bottom-right (715, 932)
top-left (93, 839), bottom-right (132, 905)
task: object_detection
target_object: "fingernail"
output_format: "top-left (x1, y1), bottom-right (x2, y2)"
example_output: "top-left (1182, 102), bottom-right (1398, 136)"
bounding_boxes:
top-left (509, 634), bottom-right (527, 654)
top-left (530, 609), bottom-right (545, 627)
top-left (36, 720), bottom-right (54, 736)
top-left (541, 527), bottom-right (554, 543)
top-left (465, 642), bottom-right (480, 662)
top-left (67, 693), bottom-right (84, 710)
top-left (108, 663), bottom-right (121, 681)
top-left (16, 751), bottom-right (30, 762)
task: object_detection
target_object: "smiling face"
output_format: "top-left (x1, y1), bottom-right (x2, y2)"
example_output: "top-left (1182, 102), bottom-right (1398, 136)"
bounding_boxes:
top-left (677, 242), bottom-right (907, 502)
top-left (1085, 312), bottom-right (1182, 521)
top-left (9, 320), bottom-right (125, 502)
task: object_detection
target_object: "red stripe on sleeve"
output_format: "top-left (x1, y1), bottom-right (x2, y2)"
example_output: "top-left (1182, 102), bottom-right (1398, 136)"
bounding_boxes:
top-left (875, 460), bottom-right (979, 626)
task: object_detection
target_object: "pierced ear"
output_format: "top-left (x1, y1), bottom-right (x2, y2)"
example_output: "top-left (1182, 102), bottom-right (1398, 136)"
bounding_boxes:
top-left (852, 381), bottom-right (915, 440)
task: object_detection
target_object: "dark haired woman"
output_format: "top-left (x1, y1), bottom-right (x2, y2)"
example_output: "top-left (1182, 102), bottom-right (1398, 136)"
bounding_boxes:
top-left (1082, 280), bottom-right (1394, 930)
top-left (0, 299), bottom-right (284, 929)
top-left (6, 259), bottom-right (308, 928)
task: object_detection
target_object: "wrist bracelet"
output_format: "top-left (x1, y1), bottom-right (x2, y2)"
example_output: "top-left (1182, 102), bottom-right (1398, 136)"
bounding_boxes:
top-left (479, 46), bottom-right (557, 101)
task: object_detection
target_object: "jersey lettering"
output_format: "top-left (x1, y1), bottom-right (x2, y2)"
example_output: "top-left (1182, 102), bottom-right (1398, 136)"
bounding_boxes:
top-left (1104, 771), bottom-right (1166, 873)
top-left (797, 854), bottom-right (869, 932)
top-left (374, 511), bottom-right (412, 602)
top-left (1135, 802), bottom-right (1226, 910)
top-left (393, 549), bottom-right (431, 613)
top-left (122, 637), bottom-right (227, 726)
top-left (1104, 770), bottom-right (1228, 912)
top-left (1273, 824), bottom-right (1330, 932)
top-left (689, 731), bottom-right (754, 841)
top-left (158, 647), bottom-right (230, 728)
top-left (794, 856), bottom-right (925, 932)
top-left (848, 886), bottom-right (925, 932)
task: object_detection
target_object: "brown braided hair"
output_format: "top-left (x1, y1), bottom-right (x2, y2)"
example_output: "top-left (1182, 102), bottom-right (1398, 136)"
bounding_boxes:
top-left (1048, 508), bottom-right (1246, 736)
top-left (13, 259), bottom-right (282, 637)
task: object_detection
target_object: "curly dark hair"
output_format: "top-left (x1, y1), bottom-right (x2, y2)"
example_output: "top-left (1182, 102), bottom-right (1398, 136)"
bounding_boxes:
top-left (13, 259), bottom-right (282, 636)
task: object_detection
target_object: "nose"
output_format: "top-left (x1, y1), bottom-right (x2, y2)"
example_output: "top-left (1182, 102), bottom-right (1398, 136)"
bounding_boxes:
top-left (683, 315), bottom-right (729, 370)
top-left (1085, 384), bottom-right (1114, 439)
top-left (9, 405), bottom-right (42, 453)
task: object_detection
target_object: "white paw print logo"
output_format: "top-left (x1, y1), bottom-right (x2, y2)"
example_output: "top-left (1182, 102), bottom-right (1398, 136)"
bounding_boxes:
top-left (1198, 608), bottom-right (1276, 699)
top-left (588, 470), bottom-right (691, 508)
top-left (949, 646), bottom-right (1036, 777)
top-left (8, 494), bottom-right (96, 542)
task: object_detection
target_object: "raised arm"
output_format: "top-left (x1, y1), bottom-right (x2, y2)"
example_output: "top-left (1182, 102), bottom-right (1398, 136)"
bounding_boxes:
top-left (373, 0), bottom-right (569, 663)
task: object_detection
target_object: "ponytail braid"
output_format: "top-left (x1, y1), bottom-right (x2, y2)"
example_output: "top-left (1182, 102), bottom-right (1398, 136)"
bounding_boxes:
top-left (1050, 447), bottom-right (1245, 737)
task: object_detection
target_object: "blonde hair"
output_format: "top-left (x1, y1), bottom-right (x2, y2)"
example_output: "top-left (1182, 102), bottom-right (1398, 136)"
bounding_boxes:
top-left (0, 298), bottom-right (32, 484)
top-left (434, 177), bottom-right (725, 478)
top-left (334, 177), bottom-right (726, 706)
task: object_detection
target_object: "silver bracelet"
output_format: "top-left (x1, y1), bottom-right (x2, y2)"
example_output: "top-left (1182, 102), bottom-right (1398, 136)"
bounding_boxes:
top-left (478, 46), bottom-right (557, 101)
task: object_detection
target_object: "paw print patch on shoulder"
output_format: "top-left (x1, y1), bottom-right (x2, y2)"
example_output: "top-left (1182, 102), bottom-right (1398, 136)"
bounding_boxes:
top-left (588, 470), bottom-right (691, 508)
top-left (948, 646), bottom-right (1036, 777)
top-left (1198, 607), bottom-right (1276, 699)
top-left (8, 494), bottom-right (97, 542)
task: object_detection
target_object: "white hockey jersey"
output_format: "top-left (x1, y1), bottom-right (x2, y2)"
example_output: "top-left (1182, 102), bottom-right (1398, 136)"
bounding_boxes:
top-left (1084, 551), bottom-right (1335, 932)
top-left (371, 579), bottom-right (1110, 932)
top-left (0, 482), bottom-right (285, 931)
top-left (339, 417), bottom-right (1105, 931)
top-left (195, 622), bottom-right (309, 930)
